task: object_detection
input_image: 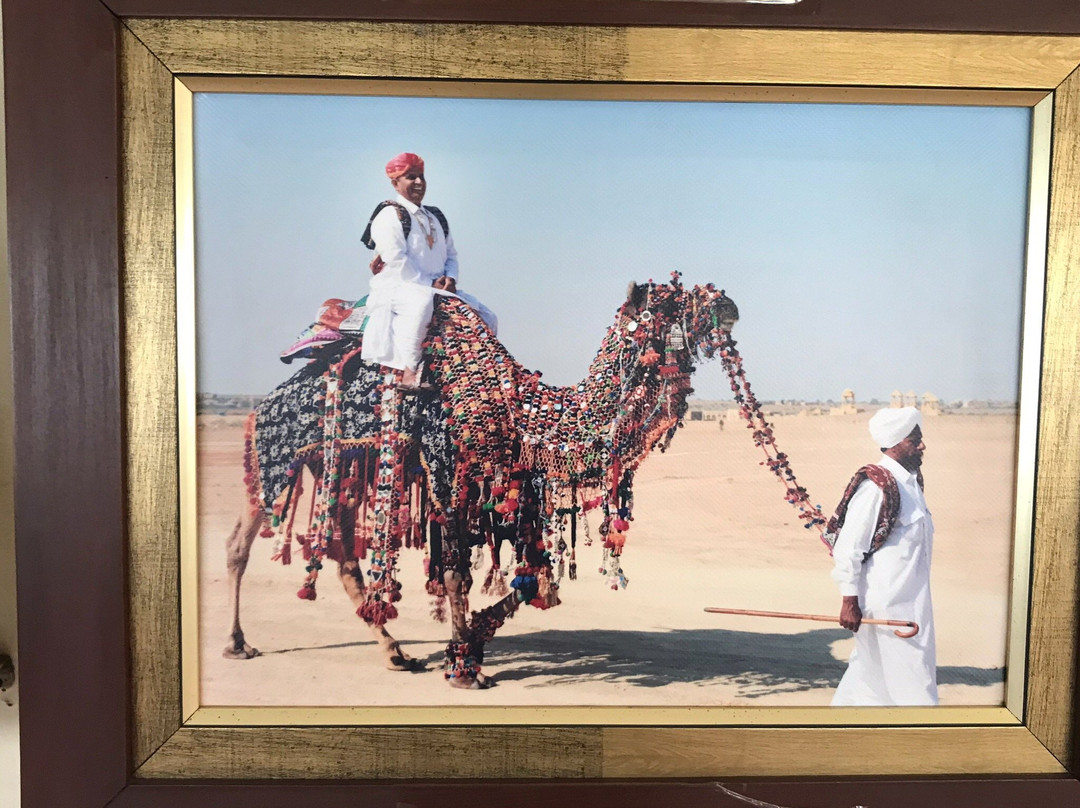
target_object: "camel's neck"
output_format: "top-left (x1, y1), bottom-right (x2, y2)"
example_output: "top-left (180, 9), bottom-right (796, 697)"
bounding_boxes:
top-left (574, 308), bottom-right (693, 469)
top-left (427, 297), bottom-right (690, 481)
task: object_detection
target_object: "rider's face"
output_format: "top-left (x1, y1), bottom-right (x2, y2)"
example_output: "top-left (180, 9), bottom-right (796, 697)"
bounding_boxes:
top-left (392, 170), bottom-right (426, 205)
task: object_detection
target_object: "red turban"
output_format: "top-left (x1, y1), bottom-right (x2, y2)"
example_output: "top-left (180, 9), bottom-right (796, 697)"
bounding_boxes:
top-left (385, 152), bottom-right (424, 179)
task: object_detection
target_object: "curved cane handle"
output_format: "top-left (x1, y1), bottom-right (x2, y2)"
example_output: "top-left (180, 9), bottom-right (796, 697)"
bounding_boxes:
top-left (892, 622), bottom-right (919, 639)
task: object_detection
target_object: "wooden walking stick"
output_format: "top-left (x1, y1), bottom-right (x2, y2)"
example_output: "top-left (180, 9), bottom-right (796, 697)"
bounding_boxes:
top-left (704, 607), bottom-right (919, 638)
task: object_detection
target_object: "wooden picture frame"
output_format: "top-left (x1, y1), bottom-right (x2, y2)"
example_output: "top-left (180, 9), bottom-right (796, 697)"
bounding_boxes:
top-left (9, 1), bottom-right (1080, 806)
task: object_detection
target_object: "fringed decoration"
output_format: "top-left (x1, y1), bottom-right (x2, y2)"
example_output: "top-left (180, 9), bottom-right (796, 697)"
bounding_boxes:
top-left (282, 470), bottom-right (304, 562)
top-left (534, 566), bottom-right (560, 610)
top-left (356, 600), bottom-right (398, 626)
top-left (510, 564), bottom-right (557, 609)
top-left (430, 595), bottom-right (448, 623)
top-left (242, 412), bottom-right (263, 517)
top-left (444, 640), bottom-right (481, 683)
top-left (717, 331), bottom-right (829, 539)
top-left (298, 352), bottom-right (350, 600)
top-left (480, 564), bottom-right (498, 595)
top-left (270, 536), bottom-right (292, 565)
top-left (480, 562), bottom-right (509, 598)
top-left (358, 373), bottom-right (406, 625)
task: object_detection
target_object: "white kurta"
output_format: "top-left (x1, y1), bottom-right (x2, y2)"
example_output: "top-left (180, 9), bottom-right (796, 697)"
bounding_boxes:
top-left (830, 454), bottom-right (937, 706)
top-left (361, 193), bottom-right (497, 371)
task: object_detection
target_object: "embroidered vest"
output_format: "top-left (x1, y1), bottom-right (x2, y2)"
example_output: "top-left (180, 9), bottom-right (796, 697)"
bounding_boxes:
top-left (360, 200), bottom-right (449, 250)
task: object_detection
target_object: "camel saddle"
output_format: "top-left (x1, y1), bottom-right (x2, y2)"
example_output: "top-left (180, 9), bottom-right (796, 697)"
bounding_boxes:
top-left (279, 296), bottom-right (368, 363)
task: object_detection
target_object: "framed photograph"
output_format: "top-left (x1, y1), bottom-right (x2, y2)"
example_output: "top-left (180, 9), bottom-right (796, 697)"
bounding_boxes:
top-left (10, 1), bottom-right (1080, 806)
top-left (188, 82), bottom-right (1035, 720)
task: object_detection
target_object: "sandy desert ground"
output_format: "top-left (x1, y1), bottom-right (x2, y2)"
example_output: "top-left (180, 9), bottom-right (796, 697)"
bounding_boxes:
top-left (197, 410), bottom-right (1016, 708)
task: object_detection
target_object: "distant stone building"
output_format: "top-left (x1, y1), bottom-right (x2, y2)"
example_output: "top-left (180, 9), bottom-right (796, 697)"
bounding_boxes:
top-left (687, 409), bottom-right (720, 422)
top-left (891, 389), bottom-right (903, 408)
top-left (830, 388), bottom-right (858, 416)
top-left (922, 392), bottom-right (942, 415)
top-left (904, 390), bottom-right (918, 407)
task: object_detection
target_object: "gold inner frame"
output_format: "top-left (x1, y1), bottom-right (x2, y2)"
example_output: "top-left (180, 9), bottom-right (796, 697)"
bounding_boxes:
top-left (121, 19), bottom-right (1080, 780)
top-left (175, 77), bottom-right (1045, 731)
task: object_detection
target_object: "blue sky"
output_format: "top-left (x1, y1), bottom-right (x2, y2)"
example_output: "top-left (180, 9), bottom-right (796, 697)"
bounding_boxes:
top-left (193, 92), bottom-right (1032, 402)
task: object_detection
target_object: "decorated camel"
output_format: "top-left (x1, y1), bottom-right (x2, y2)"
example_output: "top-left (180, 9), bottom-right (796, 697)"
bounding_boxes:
top-left (224, 272), bottom-right (742, 688)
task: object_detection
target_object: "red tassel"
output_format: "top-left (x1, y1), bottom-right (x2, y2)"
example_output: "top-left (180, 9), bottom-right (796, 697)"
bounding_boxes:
top-left (297, 583), bottom-right (316, 600)
top-left (360, 602), bottom-right (396, 626)
top-left (480, 565), bottom-right (497, 595)
top-left (430, 595), bottom-right (448, 623)
top-left (281, 539), bottom-right (291, 565)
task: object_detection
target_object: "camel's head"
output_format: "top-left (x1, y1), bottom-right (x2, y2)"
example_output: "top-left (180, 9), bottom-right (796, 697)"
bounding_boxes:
top-left (695, 284), bottom-right (739, 332)
top-left (622, 274), bottom-right (738, 364)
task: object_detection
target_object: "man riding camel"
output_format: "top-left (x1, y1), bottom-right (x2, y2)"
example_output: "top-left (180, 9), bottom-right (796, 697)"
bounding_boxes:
top-left (360, 152), bottom-right (497, 390)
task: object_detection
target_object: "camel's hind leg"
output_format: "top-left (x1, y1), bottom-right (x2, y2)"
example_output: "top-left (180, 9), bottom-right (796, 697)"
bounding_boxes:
top-left (337, 558), bottom-right (424, 671)
top-left (222, 504), bottom-right (264, 659)
top-left (336, 505), bottom-right (424, 671)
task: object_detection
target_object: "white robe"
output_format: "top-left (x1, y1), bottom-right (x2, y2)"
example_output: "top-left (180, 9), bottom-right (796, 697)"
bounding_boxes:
top-left (360, 193), bottom-right (497, 371)
top-left (830, 453), bottom-right (937, 706)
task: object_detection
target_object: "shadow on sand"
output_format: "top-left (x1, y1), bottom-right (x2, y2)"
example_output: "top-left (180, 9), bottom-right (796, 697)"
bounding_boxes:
top-left (483, 627), bottom-right (1003, 698)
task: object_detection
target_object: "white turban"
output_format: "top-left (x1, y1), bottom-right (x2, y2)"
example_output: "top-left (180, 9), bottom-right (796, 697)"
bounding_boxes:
top-left (869, 406), bottom-right (922, 449)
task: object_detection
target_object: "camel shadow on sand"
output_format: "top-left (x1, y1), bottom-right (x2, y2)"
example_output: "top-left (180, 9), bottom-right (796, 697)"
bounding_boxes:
top-left (482, 627), bottom-right (1003, 698)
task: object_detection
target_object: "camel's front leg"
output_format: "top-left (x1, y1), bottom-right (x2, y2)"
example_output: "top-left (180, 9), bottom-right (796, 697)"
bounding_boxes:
top-left (444, 587), bottom-right (526, 689)
top-left (222, 505), bottom-right (264, 659)
top-left (443, 565), bottom-right (491, 689)
top-left (442, 525), bottom-right (495, 689)
top-left (446, 558), bottom-right (562, 688)
top-left (337, 559), bottom-right (424, 671)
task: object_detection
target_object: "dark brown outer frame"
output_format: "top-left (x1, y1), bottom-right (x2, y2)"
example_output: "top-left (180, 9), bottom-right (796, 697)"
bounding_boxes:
top-left (93, 0), bottom-right (1080, 34)
top-left (7, 1), bottom-right (1080, 808)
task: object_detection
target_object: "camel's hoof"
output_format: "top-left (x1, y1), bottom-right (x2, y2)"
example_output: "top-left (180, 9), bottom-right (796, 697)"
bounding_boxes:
top-left (222, 643), bottom-right (260, 660)
top-left (449, 672), bottom-right (495, 690)
top-left (387, 654), bottom-right (426, 672)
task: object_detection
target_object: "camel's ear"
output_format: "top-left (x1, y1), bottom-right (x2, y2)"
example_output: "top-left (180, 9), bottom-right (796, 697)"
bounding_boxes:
top-left (625, 282), bottom-right (646, 314)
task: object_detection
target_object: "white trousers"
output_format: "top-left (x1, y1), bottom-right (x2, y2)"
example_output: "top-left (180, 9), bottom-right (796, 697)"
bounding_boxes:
top-left (360, 282), bottom-right (497, 372)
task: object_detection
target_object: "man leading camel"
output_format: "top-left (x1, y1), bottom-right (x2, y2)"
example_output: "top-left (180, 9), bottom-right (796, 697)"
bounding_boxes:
top-left (360, 152), bottom-right (497, 389)
top-left (829, 406), bottom-right (937, 706)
